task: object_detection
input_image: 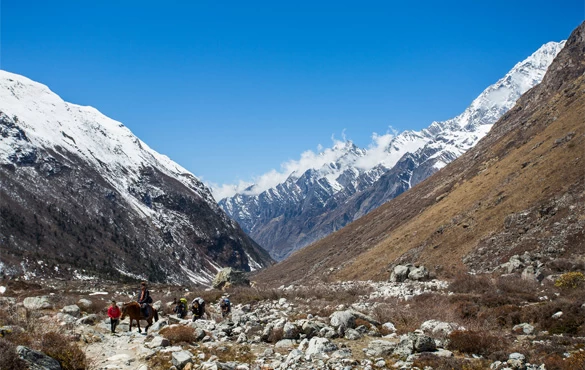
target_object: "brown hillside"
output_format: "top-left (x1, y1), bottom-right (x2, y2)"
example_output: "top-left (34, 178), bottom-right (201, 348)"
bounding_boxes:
top-left (255, 21), bottom-right (585, 286)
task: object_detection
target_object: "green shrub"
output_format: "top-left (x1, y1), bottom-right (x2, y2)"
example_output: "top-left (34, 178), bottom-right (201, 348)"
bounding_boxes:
top-left (555, 272), bottom-right (585, 289)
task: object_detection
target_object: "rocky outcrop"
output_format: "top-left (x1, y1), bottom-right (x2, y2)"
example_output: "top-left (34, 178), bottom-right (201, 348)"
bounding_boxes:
top-left (211, 268), bottom-right (250, 290)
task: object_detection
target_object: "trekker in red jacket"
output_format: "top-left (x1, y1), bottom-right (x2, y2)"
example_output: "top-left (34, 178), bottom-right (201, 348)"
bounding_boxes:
top-left (108, 300), bottom-right (121, 334)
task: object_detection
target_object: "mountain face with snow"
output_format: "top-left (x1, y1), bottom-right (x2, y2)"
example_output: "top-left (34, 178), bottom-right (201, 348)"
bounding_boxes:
top-left (219, 41), bottom-right (565, 261)
top-left (0, 71), bottom-right (273, 284)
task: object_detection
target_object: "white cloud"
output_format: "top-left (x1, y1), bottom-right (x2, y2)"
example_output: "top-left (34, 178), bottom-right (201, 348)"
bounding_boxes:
top-left (211, 126), bottom-right (425, 201)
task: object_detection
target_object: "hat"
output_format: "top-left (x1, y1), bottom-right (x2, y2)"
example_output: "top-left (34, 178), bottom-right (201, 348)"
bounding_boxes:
top-left (111, 299), bottom-right (116, 303)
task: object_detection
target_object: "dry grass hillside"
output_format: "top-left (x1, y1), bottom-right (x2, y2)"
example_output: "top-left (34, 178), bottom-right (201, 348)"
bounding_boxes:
top-left (255, 21), bottom-right (585, 286)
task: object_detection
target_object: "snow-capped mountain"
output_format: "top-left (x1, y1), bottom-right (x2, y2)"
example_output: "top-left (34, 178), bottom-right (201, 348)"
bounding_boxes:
top-left (219, 41), bottom-right (565, 261)
top-left (0, 70), bottom-right (273, 283)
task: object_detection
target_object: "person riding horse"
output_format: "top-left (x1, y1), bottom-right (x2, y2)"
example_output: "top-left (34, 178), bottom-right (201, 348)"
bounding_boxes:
top-left (137, 281), bottom-right (153, 317)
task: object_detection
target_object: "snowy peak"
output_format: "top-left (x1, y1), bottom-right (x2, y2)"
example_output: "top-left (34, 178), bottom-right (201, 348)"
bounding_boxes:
top-left (0, 70), bottom-right (273, 283)
top-left (0, 70), bottom-right (216, 215)
top-left (219, 40), bottom-right (565, 261)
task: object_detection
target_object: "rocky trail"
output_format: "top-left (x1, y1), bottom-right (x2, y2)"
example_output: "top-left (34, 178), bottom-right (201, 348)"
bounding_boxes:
top-left (4, 271), bottom-right (580, 370)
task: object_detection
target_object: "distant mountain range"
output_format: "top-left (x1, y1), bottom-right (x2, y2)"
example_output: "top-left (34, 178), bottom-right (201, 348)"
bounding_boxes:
top-left (0, 71), bottom-right (273, 284)
top-left (255, 21), bottom-right (585, 285)
top-left (219, 41), bottom-right (565, 261)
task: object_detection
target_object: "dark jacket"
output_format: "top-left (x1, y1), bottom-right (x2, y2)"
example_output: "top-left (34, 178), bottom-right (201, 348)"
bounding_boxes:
top-left (137, 288), bottom-right (152, 304)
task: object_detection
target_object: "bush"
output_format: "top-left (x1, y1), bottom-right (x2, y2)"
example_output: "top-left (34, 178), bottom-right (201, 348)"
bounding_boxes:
top-left (39, 332), bottom-right (86, 370)
top-left (160, 326), bottom-right (197, 344)
top-left (565, 351), bottom-right (585, 370)
top-left (0, 338), bottom-right (27, 370)
top-left (447, 330), bottom-right (507, 357)
top-left (555, 272), bottom-right (585, 289)
top-left (449, 273), bottom-right (494, 294)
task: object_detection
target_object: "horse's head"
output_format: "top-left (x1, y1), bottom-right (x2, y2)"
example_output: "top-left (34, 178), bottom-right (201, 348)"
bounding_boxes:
top-left (120, 302), bottom-right (130, 320)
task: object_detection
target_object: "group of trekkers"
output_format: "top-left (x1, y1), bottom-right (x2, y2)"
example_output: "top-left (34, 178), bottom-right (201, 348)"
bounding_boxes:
top-left (106, 281), bottom-right (233, 334)
top-left (173, 294), bottom-right (231, 321)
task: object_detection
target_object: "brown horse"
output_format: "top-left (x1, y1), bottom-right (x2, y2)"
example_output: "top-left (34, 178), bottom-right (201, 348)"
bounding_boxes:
top-left (121, 302), bottom-right (159, 333)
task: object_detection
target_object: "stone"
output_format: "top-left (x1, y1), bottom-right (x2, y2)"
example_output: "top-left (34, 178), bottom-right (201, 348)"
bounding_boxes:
top-left (513, 323), bottom-right (535, 335)
top-left (435, 349), bottom-right (454, 357)
top-left (414, 335), bottom-right (436, 352)
top-left (330, 311), bottom-right (356, 334)
top-left (147, 336), bottom-right (170, 348)
top-left (283, 321), bottom-right (299, 339)
top-left (552, 311), bottom-right (563, 319)
top-left (408, 266), bottom-right (429, 281)
top-left (172, 350), bottom-right (193, 369)
top-left (150, 319), bottom-right (168, 332)
top-left (305, 337), bottom-right (338, 358)
top-left (212, 267), bottom-right (250, 289)
top-left (420, 320), bottom-right (461, 338)
top-left (55, 313), bottom-right (77, 324)
top-left (507, 352), bottom-right (526, 369)
top-left (23, 296), bottom-right (52, 310)
top-left (331, 348), bottom-right (353, 359)
top-left (275, 339), bottom-right (296, 348)
top-left (344, 328), bottom-right (362, 340)
top-left (393, 334), bottom-right (416, 359)
top-left (363, 340), bottom-right (397, 357)
top-left (17, 345), bottom-right (62, 370)
top-left (76, 314), bottom-right (98, 325)
top-left (381, 322), bottom-right (396, 333)
top-left (77, 299), bottom-right (93, 308)
top-left (153, 300), bottom-right (163, 311)
top-left (61, 305), bottom-right (81, 318)
top-left (390, 265), bottom-right (411, 282)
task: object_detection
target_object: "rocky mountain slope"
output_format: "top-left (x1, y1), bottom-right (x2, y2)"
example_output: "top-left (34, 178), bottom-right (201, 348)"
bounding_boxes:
top-left (219, 41), bottom-right (565, 261)
top-left (255, 22), bottom-right (585, 286)
top-left (0, 71), bottom-right (273, 284)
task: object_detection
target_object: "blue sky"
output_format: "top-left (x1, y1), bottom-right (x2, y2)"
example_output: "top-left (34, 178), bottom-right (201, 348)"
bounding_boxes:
top-left (1, 1), bottom-right (583, 193)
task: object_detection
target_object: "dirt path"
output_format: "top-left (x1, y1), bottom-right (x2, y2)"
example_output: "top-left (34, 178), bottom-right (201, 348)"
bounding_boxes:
top-left (82, 322), bottom-right (152, 370)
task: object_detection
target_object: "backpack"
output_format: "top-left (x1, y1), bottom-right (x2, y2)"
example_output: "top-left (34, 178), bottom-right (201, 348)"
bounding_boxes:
top-left (179, 298), bottom-right (188, 306)
top-left (221, 298), bottom-right (231, 309)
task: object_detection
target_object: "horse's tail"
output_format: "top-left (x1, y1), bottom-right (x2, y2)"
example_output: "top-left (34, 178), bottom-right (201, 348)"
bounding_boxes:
top-left (154, 309), bottom-right (159, 322)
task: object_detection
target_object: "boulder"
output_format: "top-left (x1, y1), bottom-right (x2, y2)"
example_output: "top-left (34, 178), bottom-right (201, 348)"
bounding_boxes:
top-left (382, 322), bottom-right (397, 333)
top-left (17, 345), bottom-right (62, 370)
top-left (408, 266), bottom-right (429, 281)
top-left (212, 268), bottom-right (250, 289)
top-left (55, 313), bottom-right (77, 324)
top-left (282, 322), bottom-right (300, 339)
top-left (76, 314), bottom-right (98, 325)
top-left (172, 350), bottom-right (193, 369)
top-left (390, 265), bottom-right (411, 282)
top-left (344, 328), bottom-right (362, 340)
top-left (414, 335), bottom-right (436, 352)
top-left (146, 336), bottom-right (170, 348)
top-left (305, 337), bottom-right (338, 358)
top-left (363, 340), bottom-right (397, 357)
top-left (275, 339), bottom-right (296, 349)
top-left (329, 310), bottom-right (355, 335)
top-left (23, 296), bottom-right (52, 310)
top-left (512, 323), bottom-right (535, 335)
top-left (77, 299), bottom-right (92, 309)
top-left (420, 320), bottom-right (462, 339)
top-left (61, 305), bottom-right (81, 318)
top-left (150, 319), bottom-right (168, 332)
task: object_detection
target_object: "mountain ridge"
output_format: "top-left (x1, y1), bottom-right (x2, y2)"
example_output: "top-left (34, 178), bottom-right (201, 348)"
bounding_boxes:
top-left (0, 70), bottom-right (274, 284)
top-left (253, 21), bottom-right (585, 286)
top-left (219, 40), bottom-right (565, 261)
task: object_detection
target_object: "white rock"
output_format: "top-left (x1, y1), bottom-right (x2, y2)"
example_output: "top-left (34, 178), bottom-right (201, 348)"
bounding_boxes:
top-left (23, 296), bottom-right (52, 310)
top-left (62, 304), bottom-right (81, 318)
